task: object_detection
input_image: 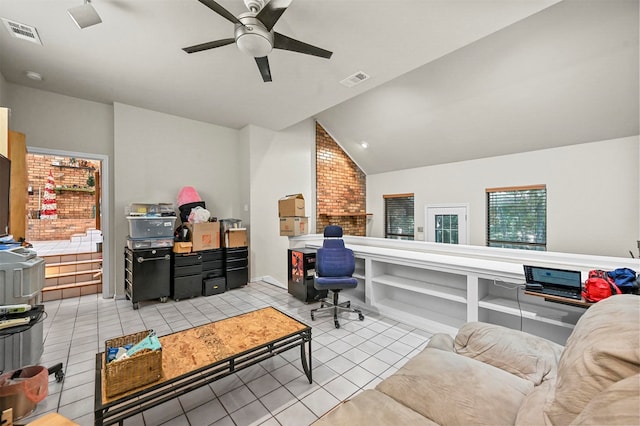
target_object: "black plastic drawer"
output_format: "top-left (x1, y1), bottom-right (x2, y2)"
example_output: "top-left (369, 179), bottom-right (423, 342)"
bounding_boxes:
top-left (201, 249), bottom-right (224, 262)
top-left (173, 253), bottom-right (202, 267)
top-left (227, 267), bottom-right (248, 289)
top-left (174, 264), bottom-right (202, 277)
top-left (225, 247), bottom-right (248, 260)
top-left (171, 275), bottom-right (202, 300)
top-left (202, 260), bottom-right (224, 271)
top-left (226, 257), bottom-right (248, 270)
top-left (202, 269), bottom-right (225, 280)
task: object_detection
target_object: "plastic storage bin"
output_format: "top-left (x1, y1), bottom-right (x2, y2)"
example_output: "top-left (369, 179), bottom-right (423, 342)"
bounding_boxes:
top-left (127, 216), bottom-right (176, 238)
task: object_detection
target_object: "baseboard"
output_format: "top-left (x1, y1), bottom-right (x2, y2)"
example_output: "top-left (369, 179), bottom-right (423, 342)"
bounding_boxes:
top-left (256, 275), bottom-right (286, 289)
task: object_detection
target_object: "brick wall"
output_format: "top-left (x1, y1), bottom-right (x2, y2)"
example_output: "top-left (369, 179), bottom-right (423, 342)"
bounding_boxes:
top-left (28, 218), bottom-right (96, 241)
top-left (26, 153), bottom-right (100, 241)
top-left (316, 123), bottom-right (367, 236)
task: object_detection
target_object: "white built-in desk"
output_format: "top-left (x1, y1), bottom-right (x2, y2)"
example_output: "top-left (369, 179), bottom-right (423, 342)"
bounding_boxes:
top-left (292, 235), bottom-right (639, 345)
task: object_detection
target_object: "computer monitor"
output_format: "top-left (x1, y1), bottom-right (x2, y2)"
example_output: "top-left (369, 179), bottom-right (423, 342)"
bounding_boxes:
top-left (523, 265), bottom-right (582, 289)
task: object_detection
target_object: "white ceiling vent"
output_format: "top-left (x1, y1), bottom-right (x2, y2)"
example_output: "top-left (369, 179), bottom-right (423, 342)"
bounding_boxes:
top-left (1, 18), bottom-right (43, 45)
top-left (340, 71), bottom-right (370, 88)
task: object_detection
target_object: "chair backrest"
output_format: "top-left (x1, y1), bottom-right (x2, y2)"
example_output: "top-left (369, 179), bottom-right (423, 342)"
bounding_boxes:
top-left (317, 226), bottom-right (355, 277)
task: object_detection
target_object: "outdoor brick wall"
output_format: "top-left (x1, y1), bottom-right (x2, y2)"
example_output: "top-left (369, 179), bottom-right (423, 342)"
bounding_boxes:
top-left (316, 123), bottom-right (367, 236)
top-left (28, 218), bottom-right (96, 241)
top-left (26, 153), bottom-right (100, 241)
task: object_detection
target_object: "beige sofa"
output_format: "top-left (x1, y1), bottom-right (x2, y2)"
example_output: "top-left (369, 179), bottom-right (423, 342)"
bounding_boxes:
top-left (314, 294), bottom-right (640, 425)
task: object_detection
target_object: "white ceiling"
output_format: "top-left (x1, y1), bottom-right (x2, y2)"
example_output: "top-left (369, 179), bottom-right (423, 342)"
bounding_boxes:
top-left (0, 0), bottom-right (638, 174)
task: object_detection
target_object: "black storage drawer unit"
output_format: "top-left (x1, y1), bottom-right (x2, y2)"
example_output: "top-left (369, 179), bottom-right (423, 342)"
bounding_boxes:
top-left (200, 248), bottom-right (225, 296)
top-left (171, 252), bottom-right (203, 301)
top-left (124, 247), bottom-right (171, 309)
top-left (227, 267), bottom-right (249, 289)
top-left (225, 246), bottom-right (248, 289)
top-left (203, 277), bottom-right (226, 296)
top-left (288, 248), bottom-right (327, 303)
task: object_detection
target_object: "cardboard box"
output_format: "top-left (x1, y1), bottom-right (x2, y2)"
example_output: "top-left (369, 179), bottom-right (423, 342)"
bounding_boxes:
top-left (173, 242), bottom-right (192, 254)
top-left (278, 194), bottom-right (305, 217)
top-left (187, 221), bottom-right (220, 251)
top-left (225, 228), bottom-right (248, 248)
top-left (280, 217), bottom-right (309, 236)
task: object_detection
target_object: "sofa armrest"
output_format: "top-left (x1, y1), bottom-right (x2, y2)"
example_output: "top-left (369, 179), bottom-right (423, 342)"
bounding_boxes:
top-left (454, 322), bottom-right (563, 385)
top-left (425, 333), bottom-right (454, 352)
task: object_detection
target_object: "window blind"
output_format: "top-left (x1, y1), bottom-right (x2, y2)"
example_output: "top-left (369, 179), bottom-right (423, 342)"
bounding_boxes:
top-left (486, 185), bottom-right (546, 250)
top-left (384, 194), bottom-right (414, 240)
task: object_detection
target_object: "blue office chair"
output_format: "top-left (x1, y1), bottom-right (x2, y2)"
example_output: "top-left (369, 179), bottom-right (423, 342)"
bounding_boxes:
top-left (310, 226), bottom-right (364, 328)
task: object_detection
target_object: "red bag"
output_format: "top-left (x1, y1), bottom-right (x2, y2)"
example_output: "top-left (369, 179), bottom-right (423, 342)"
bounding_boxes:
top-left (582, 270), bottom-right (621, 302)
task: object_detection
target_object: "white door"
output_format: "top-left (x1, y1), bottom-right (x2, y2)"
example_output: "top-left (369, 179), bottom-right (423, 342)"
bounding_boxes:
top-left (425, 205), bottom-right (468, 244)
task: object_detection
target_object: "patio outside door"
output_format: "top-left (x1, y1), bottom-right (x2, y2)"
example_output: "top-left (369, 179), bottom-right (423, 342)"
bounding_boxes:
top-left (425, 205), bottom-right (468, 245)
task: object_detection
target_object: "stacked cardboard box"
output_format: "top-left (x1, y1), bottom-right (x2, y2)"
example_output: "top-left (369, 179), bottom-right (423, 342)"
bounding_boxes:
top-left (279, 194), bottom-right (308, 236)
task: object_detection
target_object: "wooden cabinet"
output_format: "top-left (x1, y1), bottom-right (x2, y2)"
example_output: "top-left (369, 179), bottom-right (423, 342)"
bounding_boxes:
top-left (8, 130), bottom-right (27, 241)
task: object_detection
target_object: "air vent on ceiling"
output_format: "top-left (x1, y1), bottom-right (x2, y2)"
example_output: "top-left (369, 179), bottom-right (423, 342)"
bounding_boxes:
top-left (1, 17), bottom-right (43, 45)
top-left (340, 71), bottom-right (370, 88)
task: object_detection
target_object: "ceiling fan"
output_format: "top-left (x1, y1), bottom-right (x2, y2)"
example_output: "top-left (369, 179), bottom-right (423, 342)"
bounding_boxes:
top-left (183, 0), bottom-right (333, 82)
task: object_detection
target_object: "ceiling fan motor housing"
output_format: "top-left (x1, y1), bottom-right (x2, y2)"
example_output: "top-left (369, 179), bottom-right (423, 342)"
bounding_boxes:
top-left (235, 14), bottom-right (273, 57)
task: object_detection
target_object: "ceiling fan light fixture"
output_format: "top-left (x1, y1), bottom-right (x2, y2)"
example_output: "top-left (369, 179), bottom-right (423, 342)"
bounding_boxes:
top-left (68, 0), bottom-right (102, 29)
top-left (236, 33), bottom-right (273, 57)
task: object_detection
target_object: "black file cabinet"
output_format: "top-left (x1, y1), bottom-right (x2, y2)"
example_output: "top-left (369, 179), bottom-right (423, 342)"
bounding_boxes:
top-left (201, 248), bottom-right (226, 296)
top-left (171, 252), bottom-right (203, 301)
top-left (125, 247), bottom-right (171, 309)
top-left (225, 247), bottom-right (248, 289)
top-left (288, 248), bottom-right (327, 303)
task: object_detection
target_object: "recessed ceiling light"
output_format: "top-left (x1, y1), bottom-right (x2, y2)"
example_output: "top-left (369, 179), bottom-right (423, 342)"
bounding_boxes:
top-left (25, 71), bottom-right (43, 81)
top-left (360, 141), bottom-right (369, 149)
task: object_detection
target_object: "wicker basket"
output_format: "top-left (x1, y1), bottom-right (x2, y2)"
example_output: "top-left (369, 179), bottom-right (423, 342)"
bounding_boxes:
top-left (104, 330), bottom-right (162, 398)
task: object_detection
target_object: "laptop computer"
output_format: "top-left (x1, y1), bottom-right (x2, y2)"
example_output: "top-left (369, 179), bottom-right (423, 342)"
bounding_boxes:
top-left (523, 265), bottom-right (583, 300)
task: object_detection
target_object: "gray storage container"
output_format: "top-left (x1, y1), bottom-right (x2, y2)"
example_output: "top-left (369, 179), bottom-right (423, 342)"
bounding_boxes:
top-left (0, 248), bottom-right (44, 306)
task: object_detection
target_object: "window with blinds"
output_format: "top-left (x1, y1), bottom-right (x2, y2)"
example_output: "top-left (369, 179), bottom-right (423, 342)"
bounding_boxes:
top-left (486, 185), bottom-right (547, 250)
top-left (384, 194), bottom-right (414, 240)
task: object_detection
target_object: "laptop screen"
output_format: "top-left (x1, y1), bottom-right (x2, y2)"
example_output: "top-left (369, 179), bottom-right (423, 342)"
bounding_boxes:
top-left (523, 265), bottom-right (582, 290)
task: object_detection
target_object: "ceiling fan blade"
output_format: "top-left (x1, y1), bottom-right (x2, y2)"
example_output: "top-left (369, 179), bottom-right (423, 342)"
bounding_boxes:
top-left (255, 56), bottom-right (272, 82)
top-left (255, 0), bottom-right (292, 31)
top-left (198, 0), bottom-right (243, 25)
top-left (183, 38), bottom-right (235, 54)
top-left (273, 32), bottom-right (332, 59)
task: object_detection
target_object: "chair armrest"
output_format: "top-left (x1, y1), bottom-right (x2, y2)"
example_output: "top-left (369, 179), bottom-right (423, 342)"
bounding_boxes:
top-left (454, 322), bottom-right (563, 385)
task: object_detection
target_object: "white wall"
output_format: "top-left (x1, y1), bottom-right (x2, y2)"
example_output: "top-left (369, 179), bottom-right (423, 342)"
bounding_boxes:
top-left (248, 120), bottom-right (315, 288)
top-left (0, 73), bottom-right (9, 109)
top-left (367, 136), bottom-right (639, 258)
top-left (113, 103), bottom-right (242, 296)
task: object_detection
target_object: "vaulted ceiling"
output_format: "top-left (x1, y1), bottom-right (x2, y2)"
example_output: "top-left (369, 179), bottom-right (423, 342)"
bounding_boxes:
top-left (0, 0), bottom-right (637, 174)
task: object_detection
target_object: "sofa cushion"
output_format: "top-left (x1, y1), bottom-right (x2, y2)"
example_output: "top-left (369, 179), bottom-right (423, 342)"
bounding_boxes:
top-left (546, 295), bottom-right (640, 425)
top-left (514, 379), bottom-right (556, 426)
top-left (455, 322), bottom-right (563, 385)
top-left (568, 374), bottom-right (640, 426)
top-left (377, 347), bottom-right (533, 425)
top-left (312, 389), bottom-right (438, 426)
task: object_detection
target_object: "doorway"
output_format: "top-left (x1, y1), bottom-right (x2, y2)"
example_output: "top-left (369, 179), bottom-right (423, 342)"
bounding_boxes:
top-left (27, 147), bottom-right (111, 299)
top-left (425, 204), bottom-right (469, 245)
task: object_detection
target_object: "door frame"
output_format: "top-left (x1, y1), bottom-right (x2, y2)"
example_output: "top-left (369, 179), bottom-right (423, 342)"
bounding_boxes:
top-left (425, 203), bottom-right (469, 244)
top-left (28, 147), bottom-right (112, 299)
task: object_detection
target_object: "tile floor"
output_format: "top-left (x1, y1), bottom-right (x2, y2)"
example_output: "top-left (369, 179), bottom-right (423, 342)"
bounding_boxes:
top-left (21, 281), bottom-right (434, 426)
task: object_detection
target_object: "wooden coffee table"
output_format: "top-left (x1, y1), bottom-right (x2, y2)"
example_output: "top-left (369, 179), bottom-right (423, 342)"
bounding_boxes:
top-left (94, 307), bottom-right (312, 426)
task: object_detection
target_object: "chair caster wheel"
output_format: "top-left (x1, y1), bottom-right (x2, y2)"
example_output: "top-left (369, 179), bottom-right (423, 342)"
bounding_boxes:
top-left (358, 314), bottom-right (365, 321)
top-left (311, 313), bottom-right (315, 321)
top-left (334, 321), bottom-right (340, 329)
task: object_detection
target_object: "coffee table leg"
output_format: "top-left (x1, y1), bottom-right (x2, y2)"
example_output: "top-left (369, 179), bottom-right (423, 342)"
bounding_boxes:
top-left (300, 331), bottom-right (312, 383)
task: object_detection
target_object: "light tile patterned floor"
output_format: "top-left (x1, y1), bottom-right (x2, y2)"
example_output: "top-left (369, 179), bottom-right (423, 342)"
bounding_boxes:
top-left (22, 281), bottom-right (434, 426)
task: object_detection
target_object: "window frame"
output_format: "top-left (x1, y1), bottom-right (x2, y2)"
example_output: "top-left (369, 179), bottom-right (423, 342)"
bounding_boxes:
top-left (384, 193), bottom-right (415, 240)
top-left (486, 184), bottom-right (547, 250)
